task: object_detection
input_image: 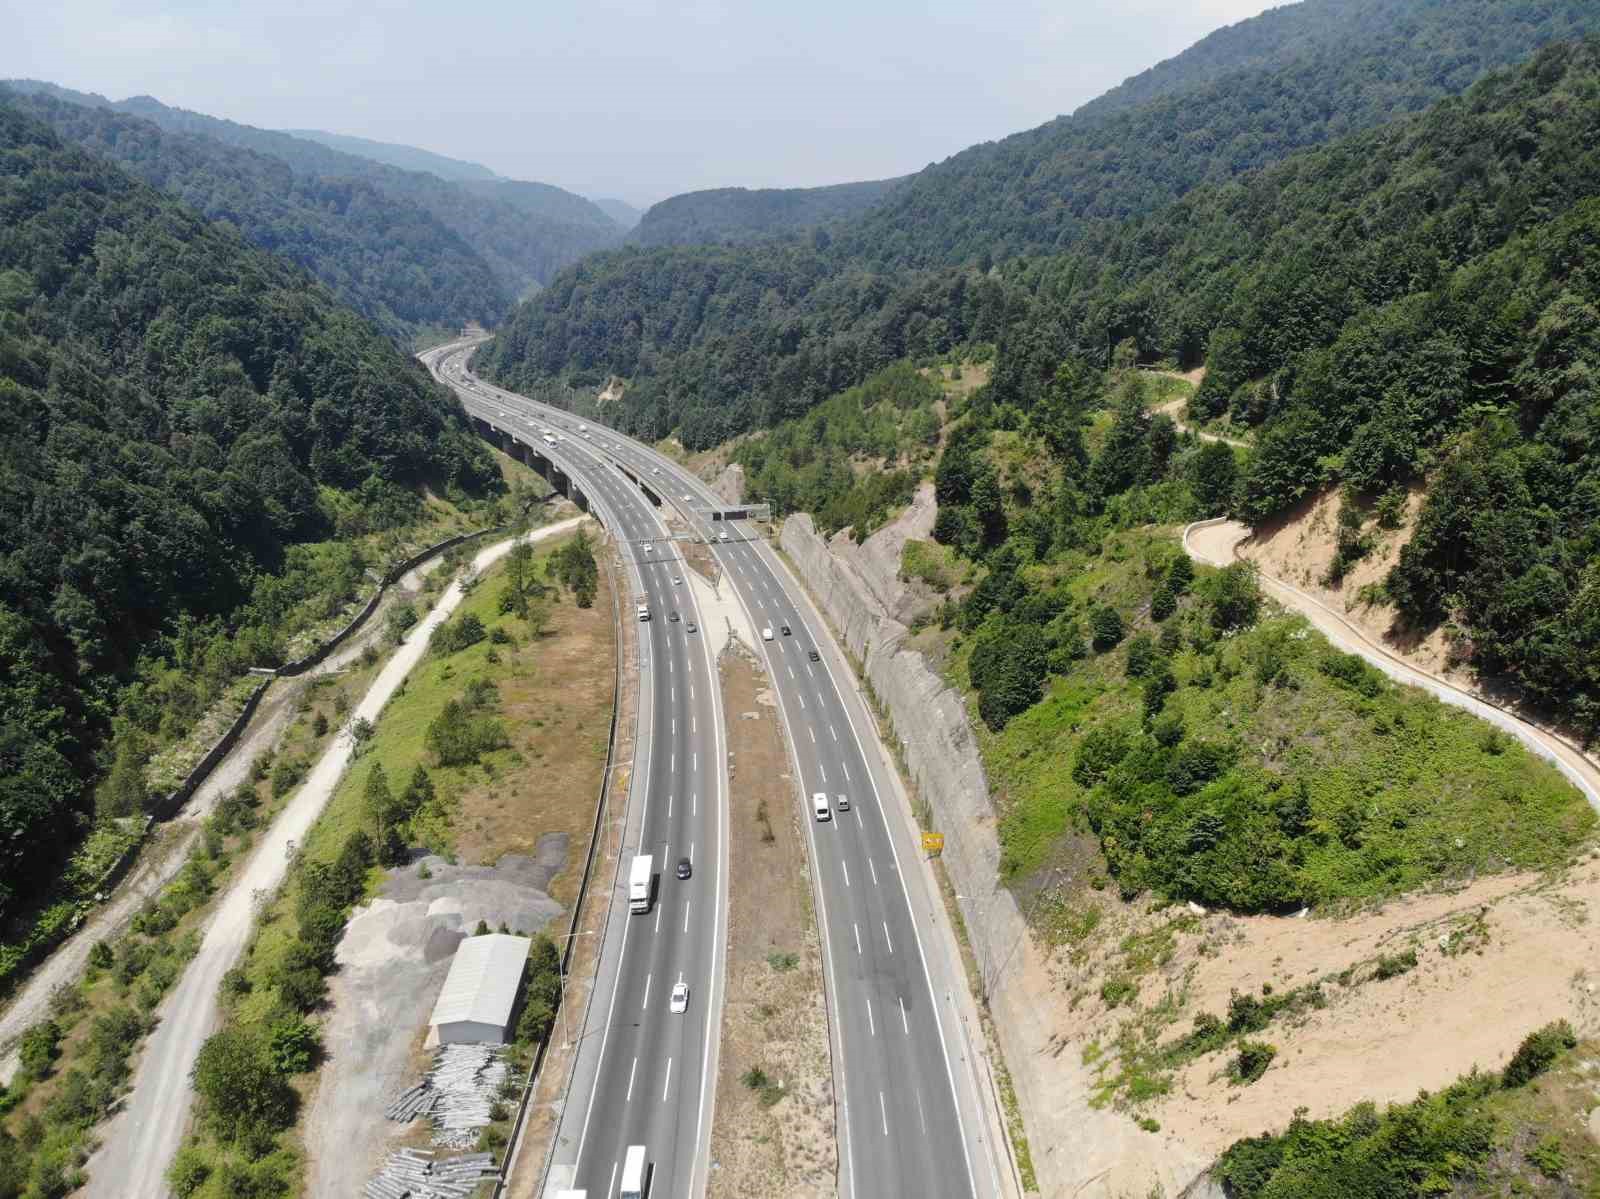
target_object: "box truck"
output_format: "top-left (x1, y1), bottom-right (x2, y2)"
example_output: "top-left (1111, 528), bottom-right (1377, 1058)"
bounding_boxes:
top-left (620, 1146), bottom-right (646, 1199)
top-left (629, 854), bottom-right (654, 914)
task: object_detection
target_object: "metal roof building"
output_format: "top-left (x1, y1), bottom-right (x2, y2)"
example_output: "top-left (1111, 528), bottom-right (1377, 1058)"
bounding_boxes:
top-left (429, 933), bottom-right (531, 1045)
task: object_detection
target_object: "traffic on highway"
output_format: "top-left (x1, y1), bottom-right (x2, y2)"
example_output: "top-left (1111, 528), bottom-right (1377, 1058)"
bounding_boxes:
top-left (421, 340), bottom-right (1002, 1199)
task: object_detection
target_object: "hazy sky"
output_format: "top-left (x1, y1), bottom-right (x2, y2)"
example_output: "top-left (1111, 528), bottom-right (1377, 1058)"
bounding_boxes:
top-left (4, 0), bottom-right (1275, 207)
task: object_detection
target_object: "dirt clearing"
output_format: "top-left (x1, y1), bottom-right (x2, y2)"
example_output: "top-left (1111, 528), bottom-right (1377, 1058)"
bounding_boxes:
top-left (708, 648), bottom-right (836, 1199)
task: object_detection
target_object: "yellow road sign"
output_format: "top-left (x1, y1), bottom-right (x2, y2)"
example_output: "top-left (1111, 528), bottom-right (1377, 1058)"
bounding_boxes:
top-left (921, 832), bottom-right (945, 854)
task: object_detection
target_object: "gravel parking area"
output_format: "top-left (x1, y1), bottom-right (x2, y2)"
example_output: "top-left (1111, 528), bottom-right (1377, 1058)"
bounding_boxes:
top-left (303, 844), bottom-right (566, 1197)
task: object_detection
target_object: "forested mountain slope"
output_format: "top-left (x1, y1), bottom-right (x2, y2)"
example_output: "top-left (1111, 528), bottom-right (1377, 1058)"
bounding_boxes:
top-left (281, 127), bottom-right (498, 180)
top-left (5, 81), bottom-right (622, 303)
top-left (0, 102), bottom-right (500, 921)
top-left (479, 0), bottom-right (1600, 438)
top-left (1, 88), bottom-right (508, 342)
top-left (840, 0), bottom-right (1600, 268)
top-left (630, 176), bottom-right (905, 248)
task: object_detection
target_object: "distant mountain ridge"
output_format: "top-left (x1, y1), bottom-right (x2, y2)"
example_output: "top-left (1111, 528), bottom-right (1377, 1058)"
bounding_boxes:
top-left (591, 196), bottom-right (643, 229)
top-left (1, 85), bottom-right (509, 341)
top-left (282, 127), bottom-right (499, 180)
top-left (4, 79), bottom-right (623, 308)
top-left (631, 176), bottom-right (905, 248)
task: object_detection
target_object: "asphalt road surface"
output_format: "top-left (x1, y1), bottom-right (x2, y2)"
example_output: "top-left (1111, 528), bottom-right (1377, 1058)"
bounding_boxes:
top-left (421, 345), bottom-right (732, 1199)
top-left (423, 341), bottom-right (1002, 1199)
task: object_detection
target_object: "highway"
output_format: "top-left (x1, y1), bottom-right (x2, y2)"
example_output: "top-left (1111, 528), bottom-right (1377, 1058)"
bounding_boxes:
top-left (419, 345), bottom-right (730, 1199)
top-left (424, 339), bottom-right (1003, 1199)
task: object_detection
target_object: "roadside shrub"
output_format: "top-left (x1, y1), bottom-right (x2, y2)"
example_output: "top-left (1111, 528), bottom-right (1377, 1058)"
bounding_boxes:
top-left (17, 1020), bottom-right (61, 1082)
top-left (1318, 651), bottom-right (1383, 698)
top-left (1073, 727), bottom-right (1131, 787)
top-left (267, 1018), bottom-right (321, 1074)
top-left (431, 612), bottom-right (486, 656)
top-left (191, 1027), bottom-right (297, 1146)
top-left (270, 756), bottom-right (307, 799)
top-left (1100, 978), bottom-right (1136, 1008)
top-left (1502, 1019), bottom-right (1576, 1088)
top-left (1166, 741), bottom-right (1233, 795)
top-left (1090, 605), bottom-right (1125, 652)
top-left (1203, 561), bottom-right (1260, 632)
top-left (1228, 1040), bottom-right (1277, 1085)
top-left (426, 696), bottom-right (510, 767)
top-left (166, 1146), bottom-right (212, 1197)
top-left (1374, 949), bottom-right (1418, 980)
top-left (1124, 634), bottom-right (1157, 678)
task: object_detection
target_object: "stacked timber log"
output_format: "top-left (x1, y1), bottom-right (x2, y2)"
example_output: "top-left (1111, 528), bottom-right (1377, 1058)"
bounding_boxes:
top-left (364, 1148), bottom-right (498, 1198)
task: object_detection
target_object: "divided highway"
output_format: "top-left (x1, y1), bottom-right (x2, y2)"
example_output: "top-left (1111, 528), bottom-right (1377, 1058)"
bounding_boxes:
top-left (420, 346), bottom-right (730, 1198)
top-left (424, 340), bottom-right (1004, 1199)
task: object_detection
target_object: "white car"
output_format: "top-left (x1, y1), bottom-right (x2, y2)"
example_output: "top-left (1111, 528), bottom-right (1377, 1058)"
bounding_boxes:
top-left (652, 467), bottom-right (660, 475)
top-left (669, 981), bottom-right (689, 1014)
top-left (643, 543), bottom-right (654, 554)
top-left (673, 575), bottom-right (682, 585)
top-left (762, 627), bottom-right (773, 641)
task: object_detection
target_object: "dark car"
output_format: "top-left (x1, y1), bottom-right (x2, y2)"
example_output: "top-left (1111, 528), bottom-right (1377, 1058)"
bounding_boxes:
top-left (807, 649), bottom-right (820, 662)
top-left (669, 610), bottom-right (680, 623)
top-left (780, 624), bottom-right (792, 636)
top-left (676, 857), bottom-right (692, 880)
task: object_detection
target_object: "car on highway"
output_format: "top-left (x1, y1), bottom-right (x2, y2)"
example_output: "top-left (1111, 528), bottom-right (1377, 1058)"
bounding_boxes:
top-left (780, 624), bottom-right (791, 636)
top-left (807, 649), bottom-right (821, 662)
top-left (669, 610), bottom-right (680, 623)
top-left (762, 627), bottom-right (773, 641)
top-left (719, 531), bottom-right (730, 541)
top-left (652, 467), bottom-right (660, 474)
top-left (673, 574), bottom-right (682, 585)
top-left (836, 793), bottom-right (851, 812)
top-left (643, 543), bottom-right (653, 554)
top-left (676, 856), bottom-right (692, 880)
top-left (812, 792), bottom-right (831, 821)
top-left (686, 620), bottom-right (698, 633)
top-left (669, 981), bottom-right (690, 1014)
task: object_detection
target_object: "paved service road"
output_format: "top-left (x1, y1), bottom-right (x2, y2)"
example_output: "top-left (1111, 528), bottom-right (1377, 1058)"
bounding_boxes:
top-left (420, 347), bottom-right (731, 1199)
top-left (423, 339), bottom-right (1004, 1199)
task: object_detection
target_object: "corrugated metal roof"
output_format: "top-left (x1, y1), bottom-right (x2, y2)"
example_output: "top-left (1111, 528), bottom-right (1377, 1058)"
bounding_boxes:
top-left (429, 934), bottom-right (531, 1029)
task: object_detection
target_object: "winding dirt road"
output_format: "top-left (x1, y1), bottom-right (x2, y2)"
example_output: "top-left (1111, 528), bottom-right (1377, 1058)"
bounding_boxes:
top-left (1183, 518), bottom-right (1600, 814)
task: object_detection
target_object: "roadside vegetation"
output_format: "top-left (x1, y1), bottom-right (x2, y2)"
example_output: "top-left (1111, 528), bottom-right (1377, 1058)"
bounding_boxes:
top-left (165, 528), bottom-right (610, 1197)
top-left (1214, 1023), bottom-right (1598, 1196)
top-left (734, 359), bottom-right (975, 538)
top-left (0, 660), bottom-right (369, 1197)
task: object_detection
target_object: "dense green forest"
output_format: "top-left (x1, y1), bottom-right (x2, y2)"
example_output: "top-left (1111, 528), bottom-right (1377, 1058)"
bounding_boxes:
top-left (6, 81), bottom-right (622, 306)
top-left (1, 89), bottom-right (508, 342)
top-left (630, 176), bottom-right (904, 248)
top-left (0, 102), bottom-right (501, 922)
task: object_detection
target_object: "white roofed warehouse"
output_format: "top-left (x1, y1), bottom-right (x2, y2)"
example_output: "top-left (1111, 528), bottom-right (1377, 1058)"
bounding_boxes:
top-left (428, 933), bottom-right (532, 1045)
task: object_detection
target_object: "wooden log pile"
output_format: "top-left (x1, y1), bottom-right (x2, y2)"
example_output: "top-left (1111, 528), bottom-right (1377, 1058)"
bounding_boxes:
top-left (363, 1148), bottom-right (499, 1198)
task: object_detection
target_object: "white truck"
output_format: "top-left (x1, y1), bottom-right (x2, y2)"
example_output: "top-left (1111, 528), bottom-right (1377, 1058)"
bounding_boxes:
top-left (629, 854), bottom-right (654, 914)
top-left (620, 1146), bottom-right (647, 1199)
top-left (636, 597), bottom-right (650, 621)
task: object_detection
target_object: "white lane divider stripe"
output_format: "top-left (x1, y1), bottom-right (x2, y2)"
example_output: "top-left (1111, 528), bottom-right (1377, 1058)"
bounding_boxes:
top-left (662, 1056), bottom-right (673, 1102)
top-left (867, 998), bottom-right (876, 1037)
top-left (842, 860), bottom-right (850, 887)
top-left (626, 1057), bottom-right (638, 1102)
top-left (684, 899), bottom-right (691, 934)
top-left (853, 923), bottom-right (862, 954)
top-left (900, 995), bottom-right (910, 1034)
top-left (880, 1092), bottom-right (889, 1136)
top-left (883, 921), bottom-right (894, 954)
top-left (869, 859), bottom-right (878, 886)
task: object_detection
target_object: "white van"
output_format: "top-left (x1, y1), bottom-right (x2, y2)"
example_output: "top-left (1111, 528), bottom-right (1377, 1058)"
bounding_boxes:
top-left (762, 627), bottom-right (774, 642)
top-left (812, 792), bottom-right (831, 822)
